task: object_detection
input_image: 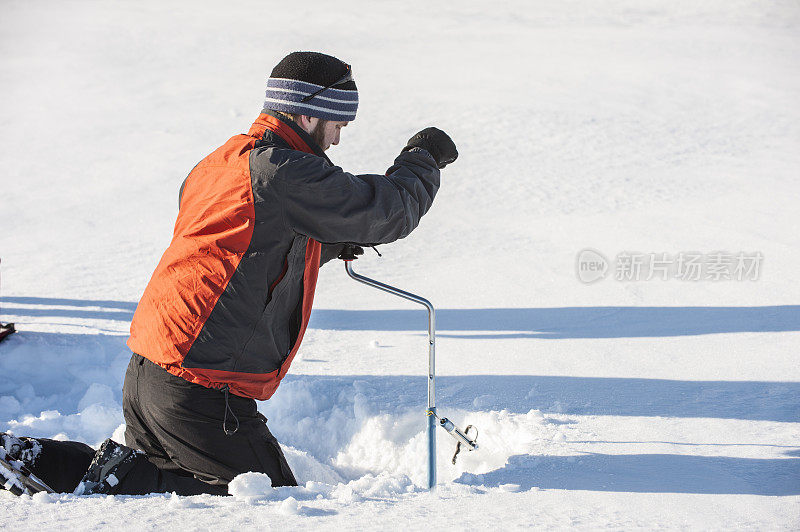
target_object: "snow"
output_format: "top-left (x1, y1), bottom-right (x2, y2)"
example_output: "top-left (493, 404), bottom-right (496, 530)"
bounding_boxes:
top-left (1, 0), bottom-right (800, 529)
top-left (228, 472), bottom-right (272, 502)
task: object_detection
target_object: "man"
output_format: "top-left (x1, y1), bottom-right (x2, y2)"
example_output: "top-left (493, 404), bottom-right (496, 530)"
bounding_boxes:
top-left (1, 51), bottom-right (457, 496)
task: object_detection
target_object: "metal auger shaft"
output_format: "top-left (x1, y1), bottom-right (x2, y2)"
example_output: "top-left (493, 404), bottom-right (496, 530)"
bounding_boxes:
top-left (340, 246), bottom-right (437, 490)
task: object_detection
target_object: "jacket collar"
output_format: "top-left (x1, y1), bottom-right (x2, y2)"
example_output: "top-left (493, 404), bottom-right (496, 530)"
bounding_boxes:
top-left (249, 110), bottom-right (332, 164)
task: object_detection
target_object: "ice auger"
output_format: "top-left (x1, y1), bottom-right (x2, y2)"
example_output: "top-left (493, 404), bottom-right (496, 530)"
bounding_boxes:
top-left (338, 244), bottom-right (478, 490)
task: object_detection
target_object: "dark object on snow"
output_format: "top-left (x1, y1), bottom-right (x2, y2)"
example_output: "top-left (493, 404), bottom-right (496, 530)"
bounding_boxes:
top-left (0, 322), bottom-right (15, 343)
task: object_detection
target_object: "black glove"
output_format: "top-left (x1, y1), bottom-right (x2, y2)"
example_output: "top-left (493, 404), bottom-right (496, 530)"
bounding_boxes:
top-left (402, 127), bottom-right (458, 169)
top-left (337, 244), bottom-right (364, 260)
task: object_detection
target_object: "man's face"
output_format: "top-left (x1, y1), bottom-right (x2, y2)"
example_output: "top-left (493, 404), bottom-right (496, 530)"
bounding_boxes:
top-left (309, 119), bottom-right (348, 151)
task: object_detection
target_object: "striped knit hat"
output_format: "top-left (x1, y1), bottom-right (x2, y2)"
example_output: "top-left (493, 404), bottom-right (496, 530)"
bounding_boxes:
top-left (263, 51), bottom-right (358, 122)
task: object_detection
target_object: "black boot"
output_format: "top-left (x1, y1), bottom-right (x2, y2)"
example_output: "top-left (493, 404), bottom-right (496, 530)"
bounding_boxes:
top-left (74, 439), bottom-right (143, 495)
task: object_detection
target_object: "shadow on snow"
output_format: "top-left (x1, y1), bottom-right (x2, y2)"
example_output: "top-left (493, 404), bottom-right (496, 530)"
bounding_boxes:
top-left (278, 374), bottom-right (800, 423)
top-left (0, 329), bottom-right (798, 423)
top-left (0, 296), bottom-right (136, 321)
top-left (455, 453), bottom-right (800, 496)
top-left (2, 297), bottom-right (798, 339)
top-left (309, 306), bottom-right (800, 338)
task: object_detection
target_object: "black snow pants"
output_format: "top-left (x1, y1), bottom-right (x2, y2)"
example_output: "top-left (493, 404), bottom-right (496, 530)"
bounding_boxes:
top-left (29, 353), bottom-right (297, 495)
top-left (118, 353), bottom-right (297, 494)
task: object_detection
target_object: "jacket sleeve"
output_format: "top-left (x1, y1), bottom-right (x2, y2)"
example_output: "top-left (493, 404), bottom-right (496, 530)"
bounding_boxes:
top-left (274, 148), bottom-right (440, 245)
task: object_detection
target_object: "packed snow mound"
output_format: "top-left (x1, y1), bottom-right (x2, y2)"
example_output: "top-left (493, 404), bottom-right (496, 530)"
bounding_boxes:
top-left (226, 471), bottom-right (418, 511)
top-left (228, 472), bottom-right (272, 500)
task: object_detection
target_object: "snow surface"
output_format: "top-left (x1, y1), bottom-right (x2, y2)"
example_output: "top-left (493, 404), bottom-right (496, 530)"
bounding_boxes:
top-left (1, 0), bottom-right (800, 529)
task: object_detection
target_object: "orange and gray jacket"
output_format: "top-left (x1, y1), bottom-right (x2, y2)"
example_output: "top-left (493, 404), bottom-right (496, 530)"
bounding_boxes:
top-left (127, 111), bottom-right (439, 400)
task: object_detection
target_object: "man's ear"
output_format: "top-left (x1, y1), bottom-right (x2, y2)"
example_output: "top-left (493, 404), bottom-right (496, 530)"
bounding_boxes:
top-left (297, 115), bottom-right (318, 134)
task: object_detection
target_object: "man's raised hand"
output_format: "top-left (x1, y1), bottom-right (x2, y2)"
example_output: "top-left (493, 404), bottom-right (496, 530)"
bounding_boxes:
top-left (402, 127), bottom-right (458, 169)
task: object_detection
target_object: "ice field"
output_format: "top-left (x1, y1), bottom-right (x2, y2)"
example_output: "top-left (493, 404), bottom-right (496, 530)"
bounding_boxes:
top-left (1, 0), bottom-right (799, 529)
